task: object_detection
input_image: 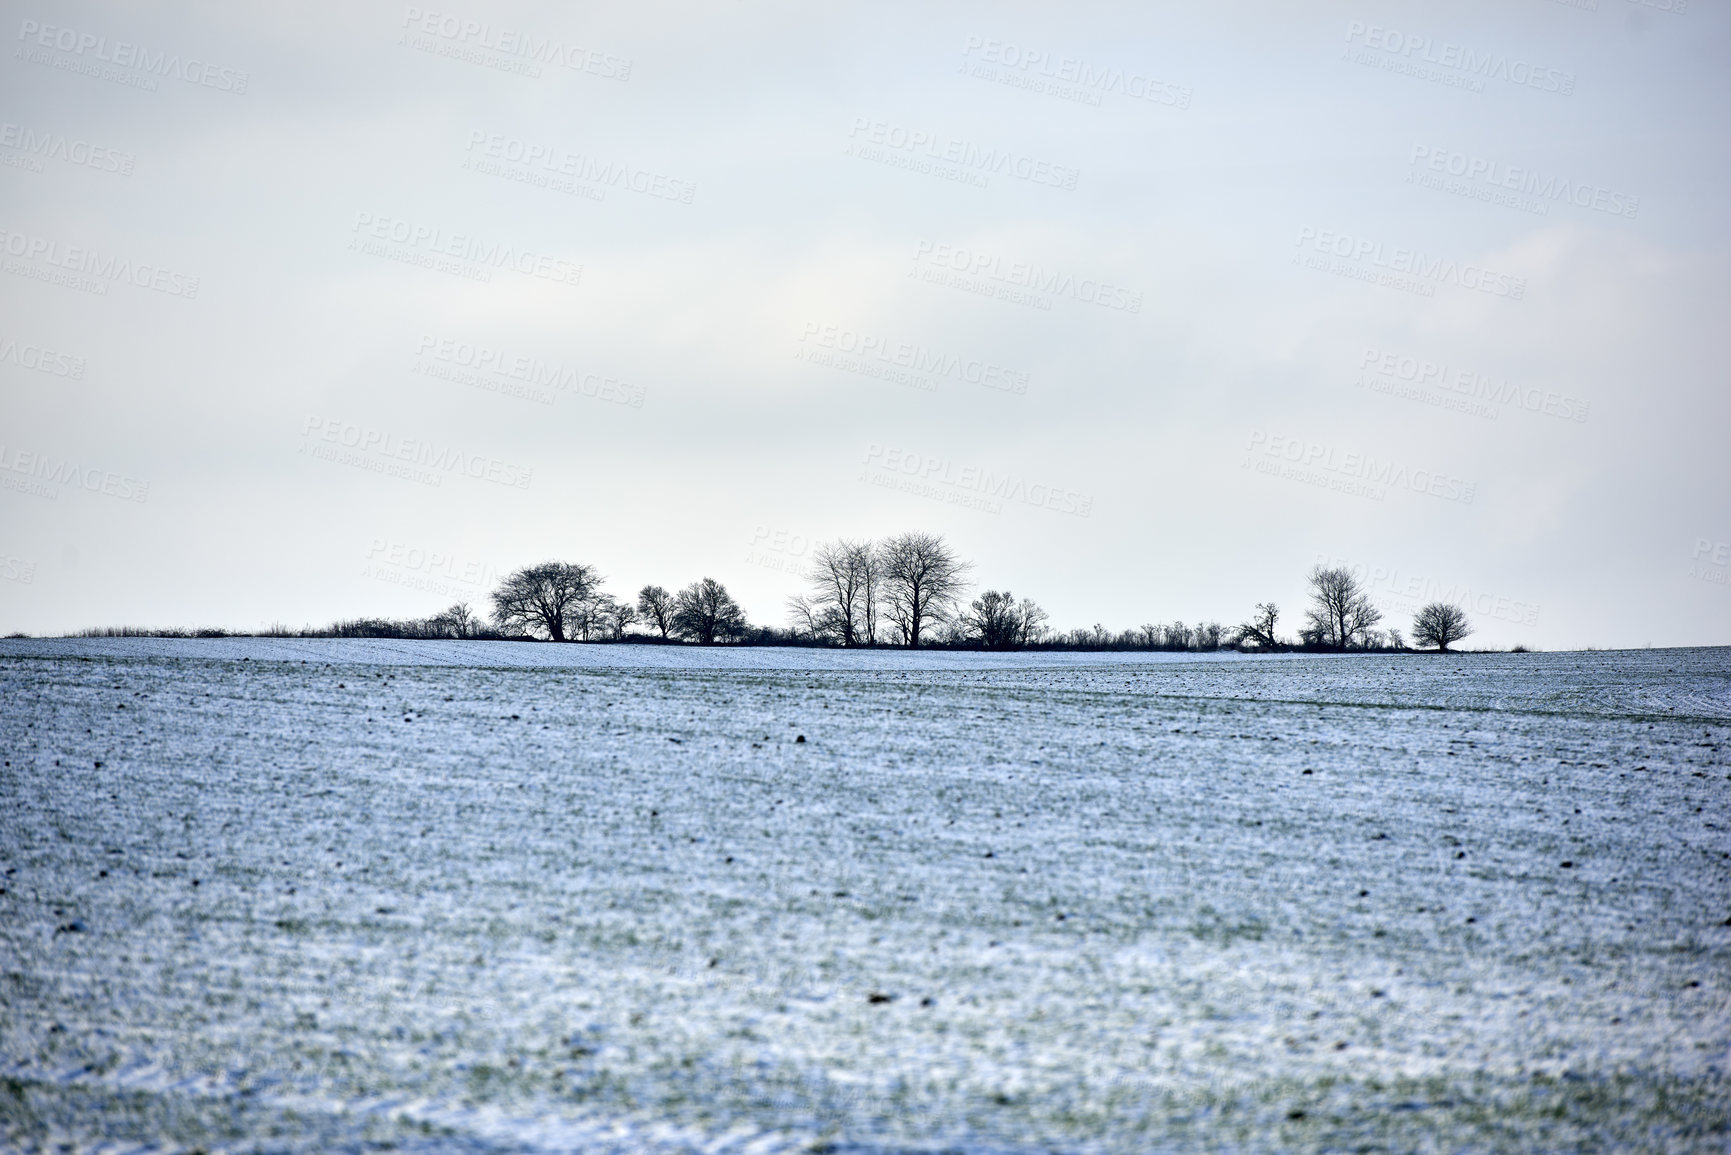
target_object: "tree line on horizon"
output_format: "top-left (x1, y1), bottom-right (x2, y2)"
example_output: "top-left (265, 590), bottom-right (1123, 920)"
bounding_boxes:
top-left (71, 532), bottom-right (1479, 653)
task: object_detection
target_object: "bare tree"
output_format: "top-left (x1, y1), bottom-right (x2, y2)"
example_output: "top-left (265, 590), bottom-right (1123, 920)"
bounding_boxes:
top-left (427, 601), bottom-right (478, 638)
top-left (1194, 622), bottom-right (1222, 650)
top-left (594, 595), bottom-right (636, 640)
top-left (673, 577), bottom-right (747, 644)
top-left (490, 562), bottom-right (601, 642)
top-left (958, 590), bottom-right (1022, 649)
top-left (1015, 598), bottom-right (1050, 647)
top-left (1235, 602), bottom-right (1280, 648)
top-left (1304, 565), bottom-right (1382, 649)
top-left (1343, 593), bottom-right (1382, 648)
top-left (1164, 621), bottom-right (1192, 650)
top-left (804, 538), bottom-right (879, 646)
top-left (567, 597), bottom-right (600, 641)
top-left (1412, 602), bottom-right (1472, 651)
top-left (878, 532), bottom-right (971, 648)
top-left (636, 584), bottom-right (675, 639)
top-left (861, 548), bottom-right (881, 645)
top-left (785, 594), bottom-right (823, 641)
top-left (1064, 623), bottom-right (1112, 647)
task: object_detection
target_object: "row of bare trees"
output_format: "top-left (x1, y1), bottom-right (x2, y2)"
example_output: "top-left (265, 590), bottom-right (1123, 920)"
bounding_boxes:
top-left (788, 532), bottom-right (988, 647)
top-left (634, 578), bottom-right (747, 645)
top-left (1041, 622), bottom-right (1226, 651)
top-left (784, 532), bottom-right (1059, 649)
top-left (486, 533), bottom-right (1251, 651)
top-left (481, 536), bottom-right (999, 648)
top-left (1234, 566), bottom-right (1475, 652)
top-left (487, 562), bottom-right (748, 644)
top-left (476, 550), bottom-right (1476, 652)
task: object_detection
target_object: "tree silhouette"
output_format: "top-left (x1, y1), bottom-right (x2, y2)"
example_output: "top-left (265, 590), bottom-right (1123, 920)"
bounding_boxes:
top-left (1303, 566), bottom-right (1381, 649)
top-left (804, 539), bottom-right (879, 646)
top-left (958, 590), bottom-right (1024, 649)
top-left (879, 532), bottom-right (971, 648)
top-left (636, 585), bottom-right (675, 639)
top-left (1413, 602), bottom-right (1473, 651)
top-left (673, 577), bottom-right (747, 644)
top-left (1236, 602), bottom-right (1280, 648)
top-left (490, 562), bottom-right (601, 642)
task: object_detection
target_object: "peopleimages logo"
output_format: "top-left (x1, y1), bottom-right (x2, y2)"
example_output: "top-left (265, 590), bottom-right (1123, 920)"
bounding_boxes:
top-left (301, 416), bottom-right (533, 490)
top-left (414, 334), bottom-right (645, 408)
top-left (0, 227), bottom-right (200, 298)
top-left (846, 117), bottom-right (1079, 190)
top-left (862, 443), bottom-right (1093, 517)
top-left (364, 538), bottom-right (500, 592)
top-left (1314, 553), bottom-right (1540, 627)
top-left (0, 121), bottom-right (134, 175)
top-left (744, 525), bottom-right (812, 577)
top-left (0, 551), bottom-right (35, 584)
top-left (798, 322), bottom-right (1028, 395)
top-left (349, 212), bottom-right (582, 288)
top-left (959, 36), bottom-right (1192, 109)
top-left (1357, 347), bottom-right (1589, 423)
top-left (464, 131), bottom-right (694, 204)
top-left (1407, 145), bottom-right (1638, 220)
top-left (1295, 226), bottom-right (1525, 301)
top-left (400, 7), bottom-right (630, 80)
top-left (1244, 429), bottom-right (1476, 505)
top-left (16, 19), bottom-right (249, 93)
top-left (911, 240), bottom-right (1142, 313)
top-left (0, 443), bottom-right (149, 503)
top-left (0, 335), bottom-right (85, 380)
top-left (1343, 21), bottom-right (1575, 95)
top-left (1690, 537), bottom-right (1729, 589)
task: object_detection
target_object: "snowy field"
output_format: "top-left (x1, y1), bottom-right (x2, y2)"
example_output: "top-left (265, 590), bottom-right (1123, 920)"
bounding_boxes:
top-left (1, 640), bottom-right (1727, 1153)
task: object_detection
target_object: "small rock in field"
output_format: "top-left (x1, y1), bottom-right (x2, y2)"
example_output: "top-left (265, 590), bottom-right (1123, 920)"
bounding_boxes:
top-left (867, 991), bottom-right (893, 1004)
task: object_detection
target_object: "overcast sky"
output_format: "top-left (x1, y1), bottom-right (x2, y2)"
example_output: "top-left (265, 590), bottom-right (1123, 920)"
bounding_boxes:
top-left (2, 0), bottom-right (1727, 648)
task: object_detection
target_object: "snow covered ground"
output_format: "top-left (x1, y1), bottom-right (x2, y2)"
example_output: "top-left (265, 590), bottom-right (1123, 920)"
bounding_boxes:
top-left (1, 640), bottom-right (1727, 1152)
